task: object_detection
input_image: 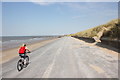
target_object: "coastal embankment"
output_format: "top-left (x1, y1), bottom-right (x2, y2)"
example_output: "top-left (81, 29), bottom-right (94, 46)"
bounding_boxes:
top-left (69, 19), bottom-right (120, 51)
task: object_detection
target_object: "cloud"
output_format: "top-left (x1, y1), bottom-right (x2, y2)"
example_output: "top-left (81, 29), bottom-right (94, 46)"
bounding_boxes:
top-left (63, 2), bottom-right (89, 11)
top-left (29, 0), bottom-right (119, 6)
top-left (31, 2), bottom-right (55, 6)
top-left (2, 0), bottom-right (119, 2)
top-left (29, 0), bottom-right (56, 6)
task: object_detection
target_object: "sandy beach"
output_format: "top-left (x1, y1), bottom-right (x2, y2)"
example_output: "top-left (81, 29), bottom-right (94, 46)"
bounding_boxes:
top-left (1, 38), bottom-right (58, 64)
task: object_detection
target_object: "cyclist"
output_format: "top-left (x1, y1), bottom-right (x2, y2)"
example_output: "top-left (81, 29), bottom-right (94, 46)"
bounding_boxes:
top-left (19, 44), bottom-right (30, 60)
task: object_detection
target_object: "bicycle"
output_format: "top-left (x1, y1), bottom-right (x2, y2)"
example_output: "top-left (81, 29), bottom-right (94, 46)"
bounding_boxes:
top-left (17, 52), bottom-right (30, 71)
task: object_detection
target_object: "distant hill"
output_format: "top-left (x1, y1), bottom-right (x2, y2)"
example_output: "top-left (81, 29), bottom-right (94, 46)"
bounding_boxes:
top-left (69, 19), bottom-right (120, 41)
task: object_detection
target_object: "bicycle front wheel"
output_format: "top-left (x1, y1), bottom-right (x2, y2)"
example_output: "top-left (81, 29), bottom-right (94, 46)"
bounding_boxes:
top-left (26, 56), bottom-right (29, 65)
top-left (17, 59), bottom-right (23, 71)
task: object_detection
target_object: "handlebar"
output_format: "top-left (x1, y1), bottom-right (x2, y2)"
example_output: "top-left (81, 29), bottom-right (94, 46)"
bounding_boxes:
top-left (26, 51), bottom-right (31, 53)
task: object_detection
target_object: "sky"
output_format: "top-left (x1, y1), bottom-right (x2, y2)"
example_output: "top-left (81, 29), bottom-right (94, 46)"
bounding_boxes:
top-left (2, 2), bottom-right (118, 36)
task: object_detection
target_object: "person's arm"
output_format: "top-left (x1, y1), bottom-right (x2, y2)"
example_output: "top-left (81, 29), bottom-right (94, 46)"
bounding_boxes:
top-left (25, 47), bottom-right (31, 52)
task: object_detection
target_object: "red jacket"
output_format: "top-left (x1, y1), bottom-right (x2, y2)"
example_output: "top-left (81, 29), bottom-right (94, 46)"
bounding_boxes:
top-left (19, 46), bottom-right (26, 54)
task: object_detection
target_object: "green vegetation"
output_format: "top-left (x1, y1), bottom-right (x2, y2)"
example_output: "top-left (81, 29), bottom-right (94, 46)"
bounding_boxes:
top-left (69, 19), bottom-right (120, 40)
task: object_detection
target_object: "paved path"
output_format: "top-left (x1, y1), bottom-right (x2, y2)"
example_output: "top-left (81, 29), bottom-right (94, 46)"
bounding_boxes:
top-left (2, 37), bottom-right (118, 78)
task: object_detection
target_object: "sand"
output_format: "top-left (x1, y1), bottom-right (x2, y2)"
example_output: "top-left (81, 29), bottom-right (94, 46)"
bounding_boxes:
top-left (1, 38), bottom-right (58, 64)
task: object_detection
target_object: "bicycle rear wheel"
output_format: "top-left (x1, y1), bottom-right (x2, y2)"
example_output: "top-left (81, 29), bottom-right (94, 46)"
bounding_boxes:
top-left (17, 59), bottom-right (23, 71)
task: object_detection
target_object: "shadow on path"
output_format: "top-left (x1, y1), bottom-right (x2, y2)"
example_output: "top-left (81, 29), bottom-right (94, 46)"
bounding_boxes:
top-left (73, 37), bottom-right (119, 53)
top-left (95, 42), bottom-right (119, 53)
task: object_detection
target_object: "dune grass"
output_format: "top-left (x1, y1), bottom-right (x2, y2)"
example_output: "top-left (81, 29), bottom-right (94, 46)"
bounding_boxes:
top-left (69, 19), bottom-right (120, 40)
